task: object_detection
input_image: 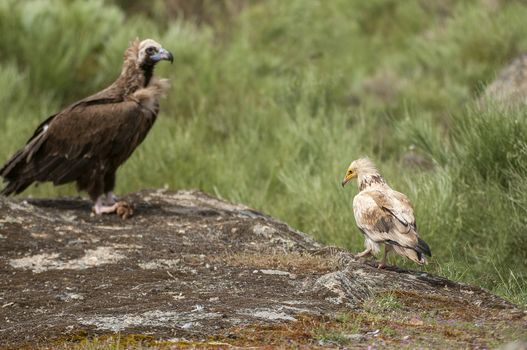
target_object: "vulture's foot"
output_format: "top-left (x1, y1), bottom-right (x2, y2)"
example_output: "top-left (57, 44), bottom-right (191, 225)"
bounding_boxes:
top-left (92, 200), bottom-right (134, 219)
top-left (115, 201), bottom-right (134, 219)
top-left (103, 192), bottom-right (117, 205)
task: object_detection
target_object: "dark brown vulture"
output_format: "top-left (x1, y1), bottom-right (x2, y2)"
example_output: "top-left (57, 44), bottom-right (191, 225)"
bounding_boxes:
top-left (0, 38), bottom-right (173, 218)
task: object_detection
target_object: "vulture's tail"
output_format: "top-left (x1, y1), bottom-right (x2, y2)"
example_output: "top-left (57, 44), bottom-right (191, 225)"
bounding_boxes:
top-left (1, 158), bottom-right (36, 196)
top-left (393, 236), bottom-right (432, 265)
top-left (416, 237), bottom-right (432, 258)
top-left (0, 178), bottom-right (33, 196)
top-left (0, 131), bottom-right (48, 196)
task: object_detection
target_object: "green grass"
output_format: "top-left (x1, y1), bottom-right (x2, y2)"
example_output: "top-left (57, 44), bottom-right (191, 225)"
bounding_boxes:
top-left (365, 292), bottom-right (402, 314)
top-left (1, 0), bottom-right (526, 306)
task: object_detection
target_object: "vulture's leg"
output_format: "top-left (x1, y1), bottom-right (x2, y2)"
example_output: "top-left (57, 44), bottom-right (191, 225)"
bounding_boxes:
top-left (378, 245), bottom-right (392, 269)
top-left (103, 192), bottom-right (117, 205)
top-left (90, 172), bottom-right (133, 218)
top-left (103, 172), bottom-right (117, 205)
top-left (354, 248), bottom-right (372, 259)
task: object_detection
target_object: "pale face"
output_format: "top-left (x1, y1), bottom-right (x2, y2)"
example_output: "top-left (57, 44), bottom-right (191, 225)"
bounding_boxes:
top-left (341, 162), bottom-right (357, 187)
top-left (137, 39), bottom-right (173, 66)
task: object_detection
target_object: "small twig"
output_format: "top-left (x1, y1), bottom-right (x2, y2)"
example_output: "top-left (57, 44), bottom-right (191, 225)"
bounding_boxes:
top-left (166, 270), bottom-right (178, 281)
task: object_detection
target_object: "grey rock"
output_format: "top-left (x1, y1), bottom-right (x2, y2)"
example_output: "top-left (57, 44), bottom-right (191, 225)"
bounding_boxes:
top-left (499, 340), bottom-right (527, 350)
top-left (482, 54), bottom-right (527, 106)
top-left (0, 189), bottom-right (519, 348)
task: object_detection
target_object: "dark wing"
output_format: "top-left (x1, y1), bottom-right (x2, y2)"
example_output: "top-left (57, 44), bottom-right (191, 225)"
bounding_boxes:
top-left (0, 86), bottom-right (123, 180)
top-left (1, 98), bottom-right (155, 195)
top-left (0, 113), bottom-right (58, 182)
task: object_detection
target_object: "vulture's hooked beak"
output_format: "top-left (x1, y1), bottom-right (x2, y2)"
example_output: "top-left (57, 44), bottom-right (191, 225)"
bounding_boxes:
top-left (341, 173), bottom-right (353, 187)
top-left (152, 48), bottom-right (174, 64)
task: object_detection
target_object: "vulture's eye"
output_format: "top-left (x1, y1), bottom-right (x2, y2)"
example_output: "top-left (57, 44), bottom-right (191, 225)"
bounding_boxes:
top-left (146, 47), bottom-right (156, 55)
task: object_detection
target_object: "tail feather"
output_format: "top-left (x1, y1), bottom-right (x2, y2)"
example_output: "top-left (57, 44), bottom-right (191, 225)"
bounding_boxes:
top-left (1, 149), bottom-right (36, 196)
top-left (387, 235), bottom-right (432, 265)
top-left (1, 130), bottom-right (49, 196)
top-left (0, 148), bottom-right (26, 179)
top-left (392, 245), bottom-right (426, 265)
top-left (1, 179), bottom-right (33, 196)
top-left (416, 237), bottom-right (432, 257)
top-left (1, 129), bottom-right (48, 175)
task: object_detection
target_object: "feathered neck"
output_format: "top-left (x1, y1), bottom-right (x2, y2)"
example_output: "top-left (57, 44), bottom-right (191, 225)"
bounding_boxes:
top-left (114, 39), bottom-right (154, 96)
top-left (354, 159), bottom-right (387, 190)
top-left (358, 172), bottom-right (387, 190)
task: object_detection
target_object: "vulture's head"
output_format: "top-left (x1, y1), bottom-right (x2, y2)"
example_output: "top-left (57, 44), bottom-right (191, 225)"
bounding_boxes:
top-left (137, 39), bottom-right (174, 67)
top-left (341, 157), bottom-right (379, 187)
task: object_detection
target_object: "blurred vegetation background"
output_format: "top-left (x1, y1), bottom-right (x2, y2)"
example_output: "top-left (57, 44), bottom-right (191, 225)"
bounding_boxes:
top-left (0, 0), bottom-right (526, 305)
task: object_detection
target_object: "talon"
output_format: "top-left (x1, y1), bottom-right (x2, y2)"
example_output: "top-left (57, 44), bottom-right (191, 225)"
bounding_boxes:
top-left (115, 201), bottom-right (133, 219)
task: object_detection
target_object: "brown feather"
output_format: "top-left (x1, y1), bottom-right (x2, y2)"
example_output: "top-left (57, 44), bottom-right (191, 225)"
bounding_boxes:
top-left (1, 38), bottom-right (171, 201)
top-left (353, 185), bottom-right (430, 263)
top-left (354, 192), bottom-right (418, 248)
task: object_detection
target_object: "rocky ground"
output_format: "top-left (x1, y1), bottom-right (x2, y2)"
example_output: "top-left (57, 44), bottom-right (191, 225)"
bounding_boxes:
top-left (0, 189), bottom-right (525, 349)
top-left (482, 53), bottom-right (527, 106)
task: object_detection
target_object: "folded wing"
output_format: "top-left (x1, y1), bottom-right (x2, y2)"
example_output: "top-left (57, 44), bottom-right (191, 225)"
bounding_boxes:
top-left (0, 98), bottom-right (156, 195)
top-left (353, 189), bottom-right (431, 263)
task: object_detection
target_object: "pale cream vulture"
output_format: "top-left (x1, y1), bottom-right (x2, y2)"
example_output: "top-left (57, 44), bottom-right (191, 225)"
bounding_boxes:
top-left (342, 158), bottom-right (431, 268)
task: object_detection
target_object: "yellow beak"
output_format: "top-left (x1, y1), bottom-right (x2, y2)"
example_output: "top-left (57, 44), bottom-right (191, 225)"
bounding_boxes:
top-left (341, 174), bottom-right (353, 187)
